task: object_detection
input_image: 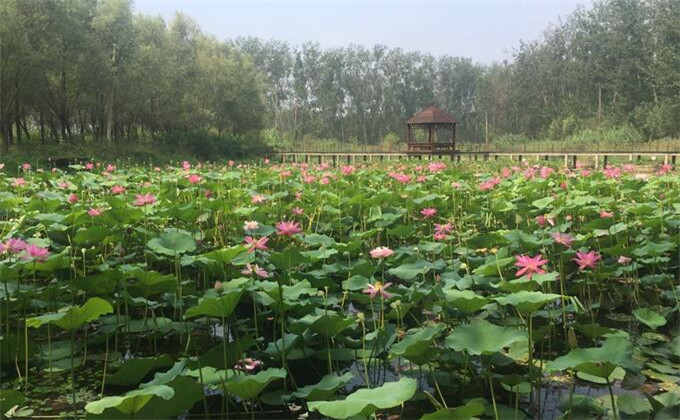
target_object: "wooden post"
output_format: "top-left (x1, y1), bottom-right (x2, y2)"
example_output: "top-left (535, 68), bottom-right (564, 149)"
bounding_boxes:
top-left (318, 155), bottom-right (322, 165)
top-left (518, 155), bottom-right (523, 163)
top-left (332, 155), bottom-right (337, 167)
top-left (305, 154), bottom-right (309, 164)
top-left (456, 154), bottom-right (461, 163)
top-left (664, 155), bottom-right (668, 165)
top-left (594, 154), bottom-right (599, 170)
top-left (672, 155), bottom-right (676, 166)
top-left (572, 155), bottom-right (577, 168)
top-left (603, 155), bottom-right (608, 168)
top-left (637, 155), bottom-right (642, 163)
top-left (564, 155), bottom-right (568, 168)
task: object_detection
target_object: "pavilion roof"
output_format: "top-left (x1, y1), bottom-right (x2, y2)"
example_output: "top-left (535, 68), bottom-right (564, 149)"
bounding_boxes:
top-left (406, 104), bottom-right (458, 124)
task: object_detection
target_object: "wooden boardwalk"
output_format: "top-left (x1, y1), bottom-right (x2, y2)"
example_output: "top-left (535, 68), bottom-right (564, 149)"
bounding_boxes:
top-left (276, 150), bottom-right (678, 169)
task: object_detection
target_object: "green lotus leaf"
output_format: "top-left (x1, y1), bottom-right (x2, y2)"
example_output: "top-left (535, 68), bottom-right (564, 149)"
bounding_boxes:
top-left (308, 377), bottom-right (417, 419)
top-left (269, 247), bottom-right (308, 270)
top-left (85, 385), bottom-right (174, 415)
top-left (445, 319), bottom-right (527, 356)
top-left (303, 233), bottom-right (335, 247)
top-left (546, 337), bottom-right (634, 378)
top-left (493, 291), bottom-right (561, 314)
top-left (389, 324), bottom-right (445, 364)
top-left (128, 269), bottom-right (178, 296)
top-left (633, 307), bottom-right (667, 330)
top-left (147, 230), bottom-right (196, 256)
top-left (443, 289), bottom-right (489, 314)
top-left (531, 196), bottom-right (554, 210)
top-left (420, 401), bottom-right (486, 419)
top-left (617, 393), bottom-right (652, 415)
top-left (184, 289), bottom-right (244, 319)
top-left (200, 245), bottom-right (248, 264)
top-left (222, 368), bottom-right (287, 400)
top-left (74, 226), bottom-right (113, 245)
top-left (388, 260), bottom-right (434, 281)
top-left (27, 297), bottom-right (113, 331)
top-left (292, 372), bottom-right (354, 401)
top-left (473, 256), bottom-right (514, 277)
top-left (106, 355), bottom-right (174, 386)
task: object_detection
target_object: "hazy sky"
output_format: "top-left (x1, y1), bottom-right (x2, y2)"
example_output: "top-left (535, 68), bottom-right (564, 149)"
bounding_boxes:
top-left (133, 0), bottom-right (589, 63)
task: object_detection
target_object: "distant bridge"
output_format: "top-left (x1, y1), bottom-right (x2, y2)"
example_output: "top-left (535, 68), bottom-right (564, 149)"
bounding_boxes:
top-left (275, 150), bottom-right (678, 169)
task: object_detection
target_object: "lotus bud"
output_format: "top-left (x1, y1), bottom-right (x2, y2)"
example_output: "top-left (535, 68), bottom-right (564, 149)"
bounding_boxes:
top-left (567, 327), bottom-right (578, 349)
top-left (356, 312), bottom-right (365, 322)
top-left (214, 281), bottom-right (223, 291)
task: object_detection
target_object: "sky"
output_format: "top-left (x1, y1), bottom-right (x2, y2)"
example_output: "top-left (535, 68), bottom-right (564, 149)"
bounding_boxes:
top-left (133, 0), bottom-right (590, 63)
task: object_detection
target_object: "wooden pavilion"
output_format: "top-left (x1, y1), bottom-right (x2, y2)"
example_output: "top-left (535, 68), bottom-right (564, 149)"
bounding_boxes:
top-left (405, 104), bottom-right (458, 153)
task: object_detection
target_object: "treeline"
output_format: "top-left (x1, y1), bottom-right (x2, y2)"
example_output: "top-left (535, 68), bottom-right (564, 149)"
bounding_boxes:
top-left (0, 0), bottom-right (265, 154)
top-left (0, 0), bottom-right (678, 155)
top-left (244, 0), bottom-right (680, 145)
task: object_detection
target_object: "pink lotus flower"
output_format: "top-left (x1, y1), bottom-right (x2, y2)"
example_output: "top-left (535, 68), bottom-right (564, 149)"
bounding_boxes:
top-left (501, 167), bottom-right (512, 178)
top-left (514, 254), bottom-right (549, 280)
top-left (420, 208), bottom-right (437, 219)
top-left (22, 244), bottom-right (50, 262)
top-left (88, 208), bottom-right (103, 217)
top-left (603, 166), bottom-right (621, 179)
top-left (244, 236), bottom-right (269, 253)
top-left (182, 160), bottom-right (191, 171)
top-left (656, 164), bottom-right (673, 175)
top-left (22, 163), bottom-right (31, 171)
top-left (6, 238), bottom-right (27, 254)
top-left (428, 162), bottom-right (446, 173)
top-left (451, 182), bottom-right (462, 189)
top-left (320, 177), bottom-right (330, 185)
top-left (302, 175), bottom-right (316, 184)
top-left (551, 232), bottom-right (573, 248)
top-left (295, 191), bottom-right (303, 200)
top-left (291, 207), bottom-right (304, 215)
top-left (85, 162), bottom-right (94, 170)
top-left (536, 214), bottom-right (555, 228)
top-left (68, 193), bottom-right (79, 204)
top-left (111, 185), bottom-right (126, 195)
top-left (572, 250), bottom-right (601, 271)
top-left (106, 164), bottom-right (116, 172)
top-left (434, 223), bottom-right (453, 234)
top-left (12, 178), bottom-right (26, 187)
top-left (363, 282), bottom-right (393, 299)
top-left (58, 182), bottom-right (70, 189)
top-left (243, 221), bottom-right (259, 231)
top-left (433, 232), bottom-right (448, 241)
top-left (276, 221), bottom-right (302, 236)
top-left (251, 194), bottom-right (266, 204)
top-left (560, 182), bottom-right (568, 190)
top-left (241, 263), bottom-right (270, 278)
top-left (580, 169), bottom-right (591, 177)
top-left (370, 246), bottom-right (394, 259)
top-left (341, 165), bottom-right (356, 175)
top-left (617, 256), bottom-right (632, 265)
top-left (540, 167), bottom-right (554, 179)
top-left (187, 174), bottom-right (202, 184)
top-left (479, 178), bottom-right (500, 191)
top-left (234, 358), bottom-right (263, 372)
top-left (599, 210), bottom-right (614, 218)
top-left (133, 193), bottom-right (157, 207)
top-left (228, 160), bottom-right (235, 167)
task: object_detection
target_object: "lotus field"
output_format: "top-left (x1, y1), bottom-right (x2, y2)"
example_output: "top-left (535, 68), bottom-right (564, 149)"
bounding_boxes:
top-left (0, 159), bottom-right (678, 420)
